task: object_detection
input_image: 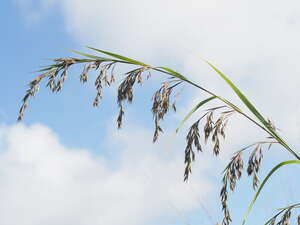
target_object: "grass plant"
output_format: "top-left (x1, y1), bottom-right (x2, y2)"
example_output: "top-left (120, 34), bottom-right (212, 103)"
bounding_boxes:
top-left (18, 47), bottom-right (300, 225)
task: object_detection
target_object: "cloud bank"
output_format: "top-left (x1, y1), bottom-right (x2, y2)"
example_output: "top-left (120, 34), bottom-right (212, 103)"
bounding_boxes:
top-left (0, 124), bottom-right (214, 225)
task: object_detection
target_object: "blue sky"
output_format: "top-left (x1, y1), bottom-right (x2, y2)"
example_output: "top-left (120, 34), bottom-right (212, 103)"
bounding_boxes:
top-left (0, 1), bottom-right (300, 225)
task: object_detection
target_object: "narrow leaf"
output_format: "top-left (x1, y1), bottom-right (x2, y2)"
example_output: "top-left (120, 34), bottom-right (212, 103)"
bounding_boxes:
top-left (35, 66), bottom-right (57, 72)
top-left (87, 46), bottom-right (149, 66)
top-left (242, 160), bottom-right (300, 225)
top-left (205, 60), bottom-right (300, 160)
top-left (156, 67), bottom-right (188, 80)
top-left (205, 61), bottom-right (267, 127)
top-left (67, 49), bottom-right (111, 61)
top-left (176, 96), bottom-right (216, 132)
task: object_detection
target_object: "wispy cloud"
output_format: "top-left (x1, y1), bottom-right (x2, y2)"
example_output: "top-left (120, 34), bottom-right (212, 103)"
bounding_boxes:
top-left (13, 0), bottom-right (56, 24)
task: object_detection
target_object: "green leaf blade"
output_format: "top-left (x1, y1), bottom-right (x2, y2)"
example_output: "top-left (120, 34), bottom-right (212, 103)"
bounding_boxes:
top-left (156, 67), bottom-right (188, 80)
top-left (87, 47), bottom-right (149, 66)
top-left (242, 160), bottom-right (300, 225)
top-left (176, 96), bottom-right (216, 133)
top-left (205, 61), bottom-right (266, 125)
top-left (67, 49), bottom-right (111, 61)
top-left (205, 60), bottom-right (300, 160)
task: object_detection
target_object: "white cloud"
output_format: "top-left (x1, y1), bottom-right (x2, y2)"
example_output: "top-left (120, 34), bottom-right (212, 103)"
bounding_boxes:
top-left (28, 0), bottom-right (300, 63)
top-left (0, 124), bottom-right (214, 225)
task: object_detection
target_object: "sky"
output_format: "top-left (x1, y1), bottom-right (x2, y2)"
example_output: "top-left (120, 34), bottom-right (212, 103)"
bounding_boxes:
top-left (0, 0), bottom-right (300, 225)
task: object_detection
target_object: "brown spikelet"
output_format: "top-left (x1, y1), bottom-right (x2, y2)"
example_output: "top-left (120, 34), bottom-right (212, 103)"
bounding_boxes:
top-left (247, 144), bottom-right (263, 189)
top-left (116, 66), bottom-right (150, 128)
top-left (267, 203), bottom-right (300, 225)
top-left (184, 119), bottom-right (202, 181)
top-left (151, 80), bottom-right (182, 142)
top-left (80, 63), bottom-right (94, 83)
top-left (204, 112), bottom-right (214, 142)
top-left (18, 72), bottom-right (50, 121)
top-left (220, 150), bottom-right (244, 225)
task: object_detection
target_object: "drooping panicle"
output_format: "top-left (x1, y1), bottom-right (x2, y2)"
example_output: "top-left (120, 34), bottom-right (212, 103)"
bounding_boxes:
top-left (151, 80), bottom-right (182, 142)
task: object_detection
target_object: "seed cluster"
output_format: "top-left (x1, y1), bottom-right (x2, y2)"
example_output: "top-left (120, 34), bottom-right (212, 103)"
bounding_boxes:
top-left (266, 203), bottom-right (300, 225)
top-left (184, 119), bottom-right (202, 182)
top-left (93, 62), bottom-right (116, 107)
top-left (247, 144), bottom-right (263, 189)
top-left (152, 80), bottom-right (180, 142)
top-left (18, 57), bottom-right (183, 140)
top-left (117, 67), bottom-right (149, 128)
top-left (184, 107), bottom-right (234, 182)
top-left (211, 109), bottom-right (233, 155)
top-left (18, 58), bottom-right (77, 121)
top-left (220, 151), bottom-right (243, 225)
top-left (275, 210), bottom-right (291, 225)
top-left (18, 73), bottom-right (46, 121)
top-left (220, 140), bottom-right (278, 225)
top-left (46, 58), bottom-right (76, 92)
